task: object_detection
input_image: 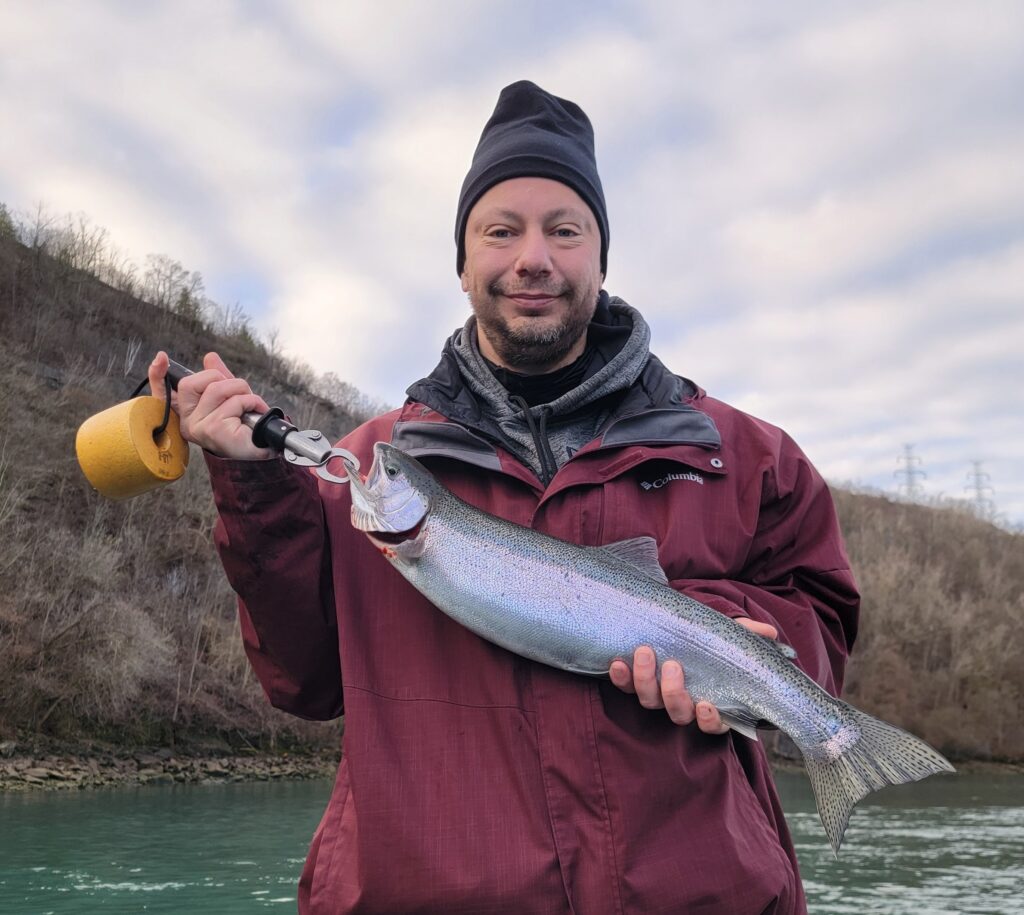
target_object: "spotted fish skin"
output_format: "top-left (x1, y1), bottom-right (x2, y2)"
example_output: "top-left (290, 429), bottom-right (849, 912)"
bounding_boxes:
top-left (348, 442), bottom-right (955, 855)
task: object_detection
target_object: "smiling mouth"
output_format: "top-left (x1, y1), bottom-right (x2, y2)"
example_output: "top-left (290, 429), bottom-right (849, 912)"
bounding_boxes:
top-left (506, 293), bottom-right (563, 312)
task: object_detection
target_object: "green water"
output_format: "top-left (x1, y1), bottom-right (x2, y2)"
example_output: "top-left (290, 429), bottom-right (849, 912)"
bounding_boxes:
top-left (775, 770), bottom-right (1024, 914)
top-left (0, 780), bottom-right (324, 913)
top-left (1, 772), bottom-right (1021, 913)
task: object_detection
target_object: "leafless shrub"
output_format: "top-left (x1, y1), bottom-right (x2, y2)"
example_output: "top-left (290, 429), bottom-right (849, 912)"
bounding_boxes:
top-left (0, 203), bottom-right (15, 240)
top-left (100, 249), bottom-right (141, 297)
top-left (0, 216), bottom-right (359, 750)
top-left (316, 371), bottom-right (391, 423)
top-left (7, 207), bottom-right (1015, 758)
top-left (123, 337), bottom-right (143, 377)
top-left (834, 488), bottom-right (1023, 760)
top-left (0, 438), bottom-right (22, 528)
top-left (209, 299), bottom-right (250, 338)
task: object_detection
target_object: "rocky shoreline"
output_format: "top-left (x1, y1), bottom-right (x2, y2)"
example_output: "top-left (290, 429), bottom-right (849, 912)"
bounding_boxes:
top-left (2, 739), bottom-right (1018, 794)
top-left (0, 740), bottom-right (339, 792)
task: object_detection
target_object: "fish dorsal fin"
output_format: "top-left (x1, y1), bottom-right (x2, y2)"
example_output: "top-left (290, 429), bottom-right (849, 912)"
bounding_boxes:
top-left (597, 536), bottom-right (668, 584)
top-left (756, 633), bottom-right (798, 660)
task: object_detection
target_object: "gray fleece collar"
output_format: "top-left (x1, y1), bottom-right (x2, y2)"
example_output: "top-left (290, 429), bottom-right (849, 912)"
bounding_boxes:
top-left (450, 296), bottom-right (652, 482)
top-left (452, 297), bottom-right (651, 420)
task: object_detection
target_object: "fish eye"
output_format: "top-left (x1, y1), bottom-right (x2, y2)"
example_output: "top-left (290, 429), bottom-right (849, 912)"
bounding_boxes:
top-left (385, 464), bottom-right (398, 478)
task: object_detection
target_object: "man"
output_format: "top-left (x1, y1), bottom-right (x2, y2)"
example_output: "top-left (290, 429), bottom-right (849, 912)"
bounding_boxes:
top-left (151, 81), bottom-right (858, 914)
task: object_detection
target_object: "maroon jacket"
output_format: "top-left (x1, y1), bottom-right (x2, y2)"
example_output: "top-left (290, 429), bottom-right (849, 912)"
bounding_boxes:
top-left (208, 374), bottom-right (858, 914)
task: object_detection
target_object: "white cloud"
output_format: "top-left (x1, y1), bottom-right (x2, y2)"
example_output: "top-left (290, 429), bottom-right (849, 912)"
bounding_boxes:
top-left (660, 236), bottom-right (1024, 521)
top-left (1, 1), bottom-right (1021, 524)
top-left (720, 142), bottom-right (1024, 296)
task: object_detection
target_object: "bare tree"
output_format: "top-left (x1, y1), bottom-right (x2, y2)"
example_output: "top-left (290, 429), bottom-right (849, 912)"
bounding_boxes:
top-left (0, 203), bottom-right (16, 240)
top-left (316, 371), bottom-right (390, 422)
top-left (143, 254), bottom-right (204, 312)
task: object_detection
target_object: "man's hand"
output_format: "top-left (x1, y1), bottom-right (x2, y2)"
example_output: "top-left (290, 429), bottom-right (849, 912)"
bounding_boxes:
top-left (148, 351), bottom-right (275, 461)
top-left (608, 618), bottom-right (778, 734)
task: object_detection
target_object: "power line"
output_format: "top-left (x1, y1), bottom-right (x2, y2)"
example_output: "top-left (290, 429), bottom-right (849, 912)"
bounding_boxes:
top-left (894, 443), bottom-right (926, 500)
top-left (964, 460), bottom-right (996, 520)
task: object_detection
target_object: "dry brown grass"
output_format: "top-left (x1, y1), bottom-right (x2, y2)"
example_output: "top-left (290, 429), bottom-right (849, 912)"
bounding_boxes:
top-left (0, 229), bottom-right (370, 750)
top-left (835, 488), bottom-right (1023, 760)
top-left (0, 219), bottom-right (1020, 761)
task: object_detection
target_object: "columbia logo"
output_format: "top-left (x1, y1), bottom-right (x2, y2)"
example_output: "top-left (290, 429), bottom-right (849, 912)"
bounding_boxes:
top-left (640, 471), bottom-right (704, 491)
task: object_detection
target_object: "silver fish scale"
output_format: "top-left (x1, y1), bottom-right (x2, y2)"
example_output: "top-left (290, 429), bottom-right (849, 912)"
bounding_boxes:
top-left (401, 485), bottom-right (851, 753)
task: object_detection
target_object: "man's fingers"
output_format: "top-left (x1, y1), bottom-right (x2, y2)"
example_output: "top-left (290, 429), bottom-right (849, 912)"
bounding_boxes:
top-left (695, 701), bottom-right (729, 735)
top-left (203, 351), bottom-right (235, 378)
top-left (182, 389), bottom-right (274, 459)
top-left (148, 351), bottom-right (184, 414)
top-left (149, 351), bottom-right (170, 401)
top-left (145, 353), bottom-right (270, 461)
top-left (632, 647), bottom-right (663, 709)
top-left (185, 383), bottom-right (269, 448)
top-left (736, 617), bottom-right (778, 641)
top-left (609, 649), bottom-right (731, 734)
top-left (660, 660), bottom-right (695, 725)
top-left (191, 378), bottom-right (261, 418)
top-left (204, 391), bottom-right (269, 425)
top-left (609, 660), bottom-right (635, 693)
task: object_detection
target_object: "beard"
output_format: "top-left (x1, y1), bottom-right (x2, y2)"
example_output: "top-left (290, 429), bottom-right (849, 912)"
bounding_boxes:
top-left (470, 278), bottom-right (599, 371)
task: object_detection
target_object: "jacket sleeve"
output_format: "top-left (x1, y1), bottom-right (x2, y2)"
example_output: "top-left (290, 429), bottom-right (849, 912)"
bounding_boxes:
top-left (206, 452), bottom-right (343, 720)
top-left (673, 437), bottom-right (859, 697)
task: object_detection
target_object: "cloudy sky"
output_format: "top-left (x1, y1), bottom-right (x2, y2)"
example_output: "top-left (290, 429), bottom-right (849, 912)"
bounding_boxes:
top-left (2, 1), bottom-right (1022, 525)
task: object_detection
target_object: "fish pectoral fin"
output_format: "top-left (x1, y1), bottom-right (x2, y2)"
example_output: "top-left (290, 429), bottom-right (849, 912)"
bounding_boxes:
top-left (716, 707), bottom-right (761, 741)
top-left (596, 536), bottom-right (668, 584)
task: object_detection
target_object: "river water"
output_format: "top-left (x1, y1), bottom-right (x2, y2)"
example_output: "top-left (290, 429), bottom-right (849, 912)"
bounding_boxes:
top-left (0, 771), bottom-right (1021, 913)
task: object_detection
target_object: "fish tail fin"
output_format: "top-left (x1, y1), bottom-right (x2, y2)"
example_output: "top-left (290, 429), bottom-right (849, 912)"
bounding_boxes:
top-left (803, 705), bottom-right (955, 857)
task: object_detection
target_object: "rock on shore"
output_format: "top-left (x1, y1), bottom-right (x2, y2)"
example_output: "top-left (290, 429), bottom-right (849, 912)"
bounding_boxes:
top-left (0, 740), bottom-right (339, 792)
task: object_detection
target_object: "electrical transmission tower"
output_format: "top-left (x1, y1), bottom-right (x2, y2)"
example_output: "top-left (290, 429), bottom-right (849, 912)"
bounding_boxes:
top-left (964, 460), bottom-right (996, 520)
top-left (894, 443), bottom-right (926, 500)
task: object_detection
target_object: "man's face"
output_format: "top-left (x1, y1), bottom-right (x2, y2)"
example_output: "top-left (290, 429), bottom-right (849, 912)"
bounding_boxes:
top-left (461, 177), bottom-right (603, 374)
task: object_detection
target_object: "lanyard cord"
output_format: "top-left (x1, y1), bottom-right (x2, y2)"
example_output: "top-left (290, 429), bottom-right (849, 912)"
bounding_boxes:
top-left (128, 374), bottom-right (173, 438)
top-left (510, 395), bottom-right (557, 485)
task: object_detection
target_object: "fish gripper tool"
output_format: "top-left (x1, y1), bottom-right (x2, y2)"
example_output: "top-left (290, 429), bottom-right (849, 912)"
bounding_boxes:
top-left (166, 360), bottom-right (360, 485)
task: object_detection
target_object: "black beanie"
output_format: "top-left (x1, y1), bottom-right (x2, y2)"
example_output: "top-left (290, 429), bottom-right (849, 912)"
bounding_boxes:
top-left (455, 80), bottom-right (609, 277)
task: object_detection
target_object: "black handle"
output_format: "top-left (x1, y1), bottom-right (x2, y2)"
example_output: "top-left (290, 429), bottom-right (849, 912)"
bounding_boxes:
top-left (166, 359), bottom-right (194, 391)
top-left (249, 408), bottom-right (297, 451)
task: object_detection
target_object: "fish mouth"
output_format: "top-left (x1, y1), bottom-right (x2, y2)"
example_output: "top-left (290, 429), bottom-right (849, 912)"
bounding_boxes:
top-left (348, 442), bottom-right (430, 538)
top-left (348, 461), bottom-right (421, 535)
top-left (366, 519), bottom-right (425, 545)
top-left (351, 486), bottom-right (427, 535)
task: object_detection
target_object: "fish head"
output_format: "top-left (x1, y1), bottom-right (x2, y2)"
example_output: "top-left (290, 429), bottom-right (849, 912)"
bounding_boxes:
top-left (349, 443), bottom-right (434, 561)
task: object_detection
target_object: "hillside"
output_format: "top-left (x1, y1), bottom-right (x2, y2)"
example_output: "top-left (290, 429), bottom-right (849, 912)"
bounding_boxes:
top-left (834, 487), bottom-right (1023, 759)
top-left (0, 218), bottom-right (1021, 761)
top-left (0, 223), bottom-right (371, 752)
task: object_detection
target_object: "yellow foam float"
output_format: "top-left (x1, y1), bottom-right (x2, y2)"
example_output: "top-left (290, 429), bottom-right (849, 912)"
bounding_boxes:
top-left (76, 396), bottom-right (189, 500)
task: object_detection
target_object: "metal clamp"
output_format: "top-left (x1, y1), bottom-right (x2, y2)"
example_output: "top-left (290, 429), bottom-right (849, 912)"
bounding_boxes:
top-left (280, 430), bottom-right (360, 484)
top-left (313, 448), bottom-right (361, 485)
top-left (162, 359), bottom-right (359, 485)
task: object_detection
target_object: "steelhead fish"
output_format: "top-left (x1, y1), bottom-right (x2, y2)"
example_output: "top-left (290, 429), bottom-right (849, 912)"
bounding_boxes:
top-left (346, 442), bottom-right (954, 854)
